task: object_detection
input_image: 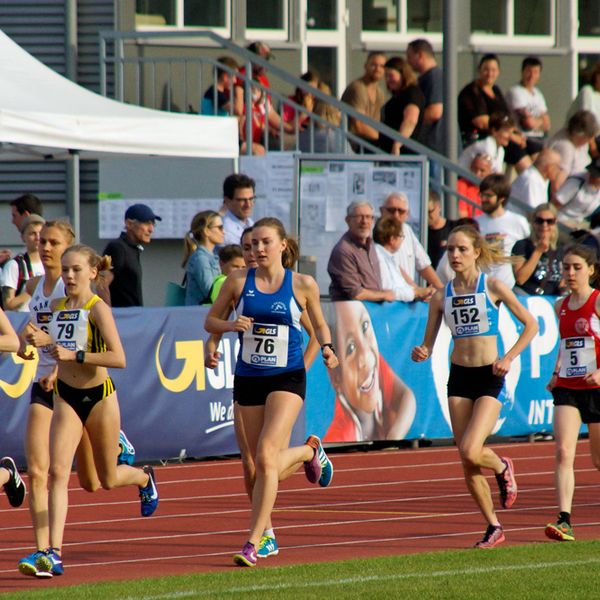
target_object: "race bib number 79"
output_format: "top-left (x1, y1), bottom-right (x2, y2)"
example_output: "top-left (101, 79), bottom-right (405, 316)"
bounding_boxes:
top-left (242, 322), bottom-right (289, 368)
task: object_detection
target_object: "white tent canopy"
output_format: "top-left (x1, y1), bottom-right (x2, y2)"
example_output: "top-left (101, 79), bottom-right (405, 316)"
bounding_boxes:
top-left (0, 30), bottom-right (238, 159)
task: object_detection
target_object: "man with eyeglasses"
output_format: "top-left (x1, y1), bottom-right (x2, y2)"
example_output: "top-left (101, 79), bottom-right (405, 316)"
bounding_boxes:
top-left (380, 192), bottom-right (443, 291)
top-left (222, 173), bottom-right (256, 245)
top-left (327, 200), bottom-right (394, 302)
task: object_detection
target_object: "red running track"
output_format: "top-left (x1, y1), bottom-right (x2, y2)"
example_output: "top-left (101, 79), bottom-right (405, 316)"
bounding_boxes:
top-left (1, 440), bottom-right (600, 593)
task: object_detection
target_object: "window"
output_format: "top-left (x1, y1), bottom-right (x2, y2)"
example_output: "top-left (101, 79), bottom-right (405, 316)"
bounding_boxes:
top-left (578, 0), bottom-right (600, 36)
top-left (362, 0), bottom-right (441, 33)
top-left (471, 0), bottom-right (552, 37)
top-left (135, 0), bottom-right (229, 31)
top-left (246, 0), bottom-right (287, 40)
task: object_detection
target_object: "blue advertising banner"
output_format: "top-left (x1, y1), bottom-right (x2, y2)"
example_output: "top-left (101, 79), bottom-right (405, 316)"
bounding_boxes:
top-left (0, 297), bottom-right (563, 465)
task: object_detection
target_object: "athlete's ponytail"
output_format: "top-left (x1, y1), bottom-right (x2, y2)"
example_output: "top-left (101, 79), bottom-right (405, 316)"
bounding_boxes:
top-left (62, 244), bottom-right (112, 280)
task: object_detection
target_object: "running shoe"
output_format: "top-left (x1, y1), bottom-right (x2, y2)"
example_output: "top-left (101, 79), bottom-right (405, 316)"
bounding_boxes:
top-left (118, 430), bottom-right (136, 466)
top-left (18, 550), bottom-right (45, 577)
top-left (257, 535), bottom-right (279, 558)
top-left (233, 541), bottom-right (257, 567)
top-left (139, 466), bottom-right (159, 517)
top-left (495, 456), bottom-right (517, 509)
top-left (545, 521), bottom-right (575, 542)
top-left (304, 435), bottom-right (333, 486)
top-left (474, 525), bottom-right (505, 549)
top-left (1, 456), bottom-right (26, 507)
top-left (35, 548), bottom-right (64, 577)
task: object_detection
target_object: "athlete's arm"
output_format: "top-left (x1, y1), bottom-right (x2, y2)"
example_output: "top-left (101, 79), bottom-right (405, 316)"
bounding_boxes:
top-left (300, 311), bottom-right (320, 370)
top-left (584, 294), bottom-right (600, 386)
top-left (411, 289), bottom-right (444, 362)
top-left (0, 309), bottom-right (19, 353)
top-left (204, 271), bottom-right (251, 334)
top-left (488, 278), bottom-right (539, 376)
top-left (547, 297), bottom-right (565, 390)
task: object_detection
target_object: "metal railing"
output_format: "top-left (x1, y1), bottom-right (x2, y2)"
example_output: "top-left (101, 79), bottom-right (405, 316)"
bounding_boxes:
top-left (98, 29), bottom-right (536, 218)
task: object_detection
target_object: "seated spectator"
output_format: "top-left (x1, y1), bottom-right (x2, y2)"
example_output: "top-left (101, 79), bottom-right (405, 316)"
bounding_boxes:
top-left (435, 218), bottom-right (480, 285)
top-left (457, 153), bottom-right (492, 218)
top-left (208, 244), bottom-right (245, 304)
top-left (2, 214), bottom-right (45, 312)
top-left (427, 190), bottom-right (456, 268)
top-left (572, 210), bottom-right (600, 255)
top-left (509, 148), bottom-right (562, 216)
top-left (380, 192), bottom-right (443, 289)
top-left (282, 70), bottom-right (319, 127)
top-left (299, 82), bottom-right (347, 153)
top-left (200, 56), bottom-right (239, 116)
top-left (566, 61), bottom-right (600, 146)
top-left (327, 200), bottom-right (394, 302)
top-left (547, 110), bottom-right (599, 190)
top-left (379, 56), bottom-right (425, 155)
top-left (373, 216), bottom-right (434, 302)
top-left (459, 112), bottom-right (532, 175)
top-left (341, 51), bottom-right (386, 150)
top-left (553, 157), bottom-right (600, 231)
top-left (182, 211), bottom-right (224, 306)
top-left (512, 203), bottom-right (564, 296)
top-left (505, 56), bottom-right (551, 148)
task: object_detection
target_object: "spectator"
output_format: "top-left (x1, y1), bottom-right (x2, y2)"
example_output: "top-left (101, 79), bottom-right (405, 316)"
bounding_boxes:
top-left (406, 39), bottom-right (444, 180)
top-left (505, 56), bottom-right (551, 148)
top-left (182, 210), bottom-right (224, 306)
top-left (476, 174), bottom-right (530, 288)
top-left (1, 193), bottom-right (43, 269)
top-left (427, 190), bottom-right (456, 268)
top-left (380, 192), bottom-right (443, 289)
top-left (2, 214), bottom-right (45, 312)
top-left (103, 203), bottom-right (161, 307)
top-left (459, 112), bottom-right (532, 175)
top-left (553, 157), bottom-right (600, 231)
top-left (208, 244), bottom-right (245, 304)
top-left (200, 56), bottom-right (239, 116)
top-left (566, 62), bottom-right (600, 126)
top-left (573, 210), bottom-right (600, 256)
top-left (547, 110), bottom-right (599, 190)
top-left (373, 216), bottom-right (433, 302)
top-left (380, 56), bottom-right (425, 155)
top-left (299, 82), bottom-right (347, 153)
top-left (457, 153), bottom-right (493, 218)
top-left (509, 148), bottom-right (563, 216)
top-left (282, 70), bottom-right (319, 128)
top-left (222, 173), bottom-right (256, 245)
top-left (327, 200), bottom-right (393, 302)
top-left (512, 203), bottom-right (564, 296)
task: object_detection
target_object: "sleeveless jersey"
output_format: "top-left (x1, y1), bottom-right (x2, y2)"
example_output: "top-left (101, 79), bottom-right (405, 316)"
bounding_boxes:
top-left (235, 268), bottom-right (304, 377)
top-left (444, 272), bottom-right (499, 339)
top-left (29, 276), bottom-right (66, 380)
top-left (49, 295), bottom-right (107, 353)
top-left (556, 289), bottom-right (600, 389)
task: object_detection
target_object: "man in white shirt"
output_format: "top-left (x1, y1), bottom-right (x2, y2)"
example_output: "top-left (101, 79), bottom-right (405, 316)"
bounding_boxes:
top-left (509, 148), bottom-right (562, 216)
top-left (380, 192), bottom-right (443, 289)
top-left (476, 174), bottom-right (530, 288)
top-left (222, 173), bottom-right (256, 245)
top-left (506, 56), bottom-right (551, 145)
top-left (553, 159), bottom-right (600, 230)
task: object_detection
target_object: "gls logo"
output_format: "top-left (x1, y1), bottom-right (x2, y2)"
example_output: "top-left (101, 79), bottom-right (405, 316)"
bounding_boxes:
top-left (253, 325), bottom-right (277, 336)
top-left (452, 296), bottom-right (475, 307)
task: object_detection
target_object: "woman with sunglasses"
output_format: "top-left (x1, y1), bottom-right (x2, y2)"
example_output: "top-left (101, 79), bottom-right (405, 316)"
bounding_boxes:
top-left (182, 210), bottom-right (225, 305)
top-left (512, 204), bottom-right (564, 296)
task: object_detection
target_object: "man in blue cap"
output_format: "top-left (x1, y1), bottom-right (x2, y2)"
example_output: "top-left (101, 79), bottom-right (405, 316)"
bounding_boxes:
top-left (103, 203), bottom-right (161, 307)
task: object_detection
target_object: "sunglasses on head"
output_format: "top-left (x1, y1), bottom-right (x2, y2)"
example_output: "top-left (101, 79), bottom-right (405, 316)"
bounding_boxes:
top-left (534, 217), bottom-right (556, 225)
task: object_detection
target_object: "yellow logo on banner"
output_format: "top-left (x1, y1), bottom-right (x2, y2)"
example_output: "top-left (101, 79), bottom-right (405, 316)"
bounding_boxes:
top-left (155, 335), bottom-right (205, 392)
top-left (0, 349), bottom-right (38, 398)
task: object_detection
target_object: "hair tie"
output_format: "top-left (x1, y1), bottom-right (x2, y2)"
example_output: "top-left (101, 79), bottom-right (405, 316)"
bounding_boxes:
top-left (188, 231), bottom-right (195, 240)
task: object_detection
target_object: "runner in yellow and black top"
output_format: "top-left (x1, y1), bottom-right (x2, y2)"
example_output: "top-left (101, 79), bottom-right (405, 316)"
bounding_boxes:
top-left (35, 245), bottom-right (159, 578)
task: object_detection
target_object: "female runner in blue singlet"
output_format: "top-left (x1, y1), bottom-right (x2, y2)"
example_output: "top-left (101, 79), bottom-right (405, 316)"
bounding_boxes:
top-left (412, 225), bottom-right (538, 548)
top-left (34, 245), bottom-right (158, 577)
top-left (205, 218), bottom-right (338, 567)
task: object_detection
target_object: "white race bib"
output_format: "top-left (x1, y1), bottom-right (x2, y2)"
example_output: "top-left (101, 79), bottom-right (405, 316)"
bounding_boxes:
top-left (242, 322), bottom-right (289, 368)
top-left (559, 336), bottom-right (597, 378)
top-left (446, 293), bottom-right (489, 337)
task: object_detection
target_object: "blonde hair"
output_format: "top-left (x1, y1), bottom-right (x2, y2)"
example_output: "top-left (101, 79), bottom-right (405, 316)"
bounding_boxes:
top-left (181, 210), bottom-right (221, 268)
top-left (530, 203), bottom-right (558, 250)
top-left (62, 244), bottom-right (112, 279)
top-left (42, 219), bottom-right (75, 245)
top-left (448, 225), bottom-right (511, 269)
top-left (313, 82), bottom-right (341, 128)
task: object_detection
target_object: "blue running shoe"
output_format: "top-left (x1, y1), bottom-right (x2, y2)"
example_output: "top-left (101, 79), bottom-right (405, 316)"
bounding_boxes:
top-left (257, 535), bottom-right (279, 558)
top-left (118, 430), bottom-right (136, 466)
top-left (1, 456), bottom-right (26, 507)
top-left (18, 550), bottom-right (45, 577)
top-left (35, 548), bottom-right (63, 577)
top-left (139, 466), bottom-right (159, 517)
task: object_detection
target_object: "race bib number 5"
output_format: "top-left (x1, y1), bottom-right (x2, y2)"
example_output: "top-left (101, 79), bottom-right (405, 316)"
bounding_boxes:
top-left (242, 323), bottom-right (289, 368)
top-left (559, 336), bottom-right (597, 378)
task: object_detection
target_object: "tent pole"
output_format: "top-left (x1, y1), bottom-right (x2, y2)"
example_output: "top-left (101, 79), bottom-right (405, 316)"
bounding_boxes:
top-left (67, 151), bottom-right (80, 242)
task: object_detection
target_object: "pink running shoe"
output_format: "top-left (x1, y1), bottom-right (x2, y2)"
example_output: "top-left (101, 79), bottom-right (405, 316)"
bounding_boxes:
top-left (474, 525), bottom-right (505, 549)
top-left (233, 542), bottom-right (257, 567)
top-left (303, 435), bottom-right (323, 484)
top-left (495, 457), bottom-right (517, 509)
